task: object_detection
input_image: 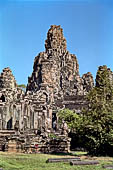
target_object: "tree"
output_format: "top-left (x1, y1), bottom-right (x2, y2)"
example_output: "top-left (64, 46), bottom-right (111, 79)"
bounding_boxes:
top-left (18, 84), bottom-right (26, 91)
top-left (81, 66), bottom-right (113, 155)
top-left (57, 108), bottom-right (81, 131)
top-left (57, 108), bottom-right (83, 150)
top-left (57, 66), bottom-right (113, 155)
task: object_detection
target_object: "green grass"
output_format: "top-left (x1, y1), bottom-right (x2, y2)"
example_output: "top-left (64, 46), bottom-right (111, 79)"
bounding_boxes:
top-left (0, 152), bottom-right (113, 170)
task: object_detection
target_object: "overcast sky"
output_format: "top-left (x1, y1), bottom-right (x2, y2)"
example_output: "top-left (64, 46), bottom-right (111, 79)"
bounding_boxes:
top-left (0, 0), bottom-right (113, 85)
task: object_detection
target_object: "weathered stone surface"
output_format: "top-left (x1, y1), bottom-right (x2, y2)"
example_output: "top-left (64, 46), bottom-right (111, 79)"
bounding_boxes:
top-left (46, 157), bottom-right (80, 163)
top-left (26, 25), bottom-right (94, 115)
top-left (27, 25), bottom-right (86, 97)
top-left (45, 25), bottom-right (67, 52)
top-left (0, 25), bottom-right (95, 153)
top-left (0, 67), bottom-right (17, 89)
top-left (103, 165), bottom-right (113, 169)
top-left (82, 72), bottom-right (94, 93)
top-left (70, 160), bottom-right (99, 165)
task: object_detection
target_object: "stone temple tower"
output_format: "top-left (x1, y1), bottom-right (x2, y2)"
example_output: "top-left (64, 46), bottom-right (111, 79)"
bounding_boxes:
top-left (0, 25), bottom-right (95, 153)
top-left (26, 25), bottom-right (94, 129)
top-left (27, 25), bottom-right (94, 101)
top-left (0, 25), bottom-right (94, 133)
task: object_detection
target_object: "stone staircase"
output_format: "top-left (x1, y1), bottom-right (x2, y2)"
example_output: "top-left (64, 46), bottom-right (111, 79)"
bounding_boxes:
top-left (0, 130), bottom-right (15, 136)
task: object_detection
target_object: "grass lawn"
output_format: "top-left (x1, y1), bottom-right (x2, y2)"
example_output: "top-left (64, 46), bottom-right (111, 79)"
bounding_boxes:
top-left (0, 152), bottom-right (113, 170)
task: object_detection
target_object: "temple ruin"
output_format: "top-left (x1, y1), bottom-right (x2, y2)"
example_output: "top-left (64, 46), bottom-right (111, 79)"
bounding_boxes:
top-left (0, 25), bottom-right (96, 153)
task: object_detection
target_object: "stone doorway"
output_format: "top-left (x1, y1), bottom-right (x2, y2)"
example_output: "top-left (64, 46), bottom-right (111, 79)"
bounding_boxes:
top-left (7, 117), bottom-right (12, 130)
top-left (1, 144), bottom-right (5, 152)
top-left (52, 112), bottom-right (57, 130)
top-left (0, 94), bottom-right (5, 102)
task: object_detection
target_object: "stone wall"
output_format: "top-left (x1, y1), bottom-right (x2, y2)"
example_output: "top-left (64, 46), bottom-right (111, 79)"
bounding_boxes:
top-left (0, 130), bottom-right (71, 154)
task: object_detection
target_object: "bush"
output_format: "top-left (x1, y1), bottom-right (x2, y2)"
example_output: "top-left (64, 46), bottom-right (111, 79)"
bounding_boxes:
top-left (57, 108), bottom-right (81, 132)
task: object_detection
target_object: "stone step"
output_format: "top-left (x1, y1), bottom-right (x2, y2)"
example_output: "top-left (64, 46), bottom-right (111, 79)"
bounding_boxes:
top-left (0, 130), bottom-right (15, 135)
top-left (70, 160), bottom-right (99, 166)
top-left (46, 157), bottom-right (80, 163)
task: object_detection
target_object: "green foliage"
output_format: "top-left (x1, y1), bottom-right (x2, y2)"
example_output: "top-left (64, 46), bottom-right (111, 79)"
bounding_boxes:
top-left (18, 84), bottom-right (26, 88)
top-left (18, 84), bottom-right (26, 91)
top-left (48, 133), bottom-right (58, 139)
top-left (57, 108), bottom-right (81, 131)
top-left (80, 66), bottom-right (113, 155)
